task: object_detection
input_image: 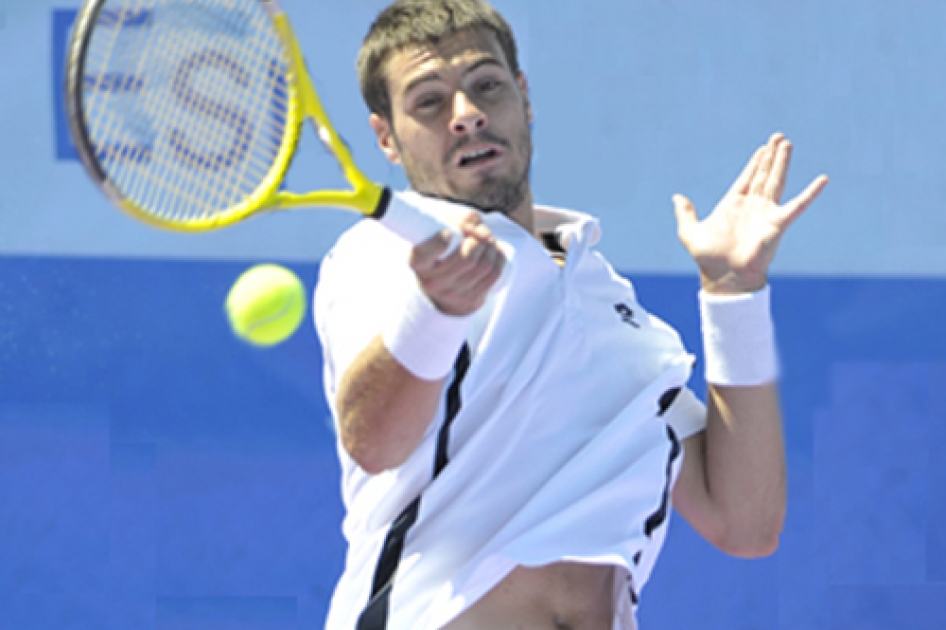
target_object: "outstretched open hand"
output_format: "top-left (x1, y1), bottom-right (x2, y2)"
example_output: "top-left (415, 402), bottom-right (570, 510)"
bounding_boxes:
top-left (673, 133), bottom-right (829, 295)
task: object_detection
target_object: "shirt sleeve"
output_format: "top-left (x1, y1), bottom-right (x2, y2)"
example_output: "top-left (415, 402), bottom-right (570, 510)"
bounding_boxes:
top-left (313, 224), bottom-right (415, 407)
top-left (663, 386), bottom-right (706, 441)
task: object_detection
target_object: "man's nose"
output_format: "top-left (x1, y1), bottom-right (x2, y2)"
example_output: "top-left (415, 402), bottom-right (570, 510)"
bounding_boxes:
top-left (450, 92), bottom-right (488, 135)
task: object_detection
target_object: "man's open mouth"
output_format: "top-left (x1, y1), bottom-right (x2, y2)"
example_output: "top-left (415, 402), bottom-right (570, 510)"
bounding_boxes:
top-left (457, 147), bottom-right (501, 167)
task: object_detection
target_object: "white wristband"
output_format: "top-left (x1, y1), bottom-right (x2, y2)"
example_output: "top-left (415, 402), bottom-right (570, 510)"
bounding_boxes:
top-left (382, 287), bottom-right (471, 381)
top-left (699, 285), bottom-right (779, 386)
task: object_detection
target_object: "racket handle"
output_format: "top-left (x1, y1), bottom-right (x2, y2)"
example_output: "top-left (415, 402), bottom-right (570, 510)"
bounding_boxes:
top-left (374, 188), bottom-right (462, 258)
top-left (373, 188), bottom-right (512, 292)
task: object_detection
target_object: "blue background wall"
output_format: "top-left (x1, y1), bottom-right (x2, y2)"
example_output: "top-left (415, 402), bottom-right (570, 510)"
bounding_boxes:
top-left (1, 1), bottom-right (945, 628)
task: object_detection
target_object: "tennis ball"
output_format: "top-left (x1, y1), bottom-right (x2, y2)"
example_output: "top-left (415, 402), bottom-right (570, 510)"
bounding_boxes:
top-left (225, 264), bottom-right (306, 347)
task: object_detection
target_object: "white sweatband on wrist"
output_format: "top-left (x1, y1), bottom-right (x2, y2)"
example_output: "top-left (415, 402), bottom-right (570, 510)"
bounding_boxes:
top-left (382, 287), bottom-right (471, 381)
top-left (699, 285), bottom-right (779, 386)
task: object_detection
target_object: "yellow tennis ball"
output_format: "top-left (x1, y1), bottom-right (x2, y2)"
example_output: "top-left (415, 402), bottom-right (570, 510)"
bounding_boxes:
top-left (225, 264), bottom-right (306, 347)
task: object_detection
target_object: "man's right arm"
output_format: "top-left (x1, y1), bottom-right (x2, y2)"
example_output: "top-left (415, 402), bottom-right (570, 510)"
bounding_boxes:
top-left (336, 337), bottom-right (446, 475)
top-left (333, 211), bottom-right (504, 474)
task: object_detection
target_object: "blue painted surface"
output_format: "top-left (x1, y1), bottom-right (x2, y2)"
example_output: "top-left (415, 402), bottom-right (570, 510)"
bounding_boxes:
top-left (0, 258), bottom-right (943, 628)
top-left (0, 257), bottom-right (342, 629)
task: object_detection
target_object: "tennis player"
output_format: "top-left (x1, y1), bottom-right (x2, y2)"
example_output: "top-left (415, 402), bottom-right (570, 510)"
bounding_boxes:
top-left (314, 1), bottom-right (828, 628)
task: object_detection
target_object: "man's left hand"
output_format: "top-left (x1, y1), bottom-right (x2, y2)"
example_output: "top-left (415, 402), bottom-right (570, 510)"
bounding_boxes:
top-left (673, 133), bottom-right (829, 295)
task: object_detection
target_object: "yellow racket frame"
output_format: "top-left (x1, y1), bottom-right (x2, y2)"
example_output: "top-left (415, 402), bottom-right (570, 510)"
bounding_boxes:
top-left (72, 1), bottom-right (384, 232)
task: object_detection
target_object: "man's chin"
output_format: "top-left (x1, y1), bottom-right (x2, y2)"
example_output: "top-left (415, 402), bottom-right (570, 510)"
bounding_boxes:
top-left (409, 175), bottom-right (527, 215)
top-left (450, 193), bottom-right (508, 214)
top-left (451, 181), bottom-right (527, 215)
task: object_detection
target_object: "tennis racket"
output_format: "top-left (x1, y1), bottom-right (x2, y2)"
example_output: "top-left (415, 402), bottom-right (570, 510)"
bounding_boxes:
top-left (64, 0), bottom-right (462, 250)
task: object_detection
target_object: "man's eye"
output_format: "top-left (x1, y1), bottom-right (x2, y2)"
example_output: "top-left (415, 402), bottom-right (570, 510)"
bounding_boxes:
top-left (417, 95), bottom-right (443, 109)
top-left (480, 79), bottom-right (501, 92)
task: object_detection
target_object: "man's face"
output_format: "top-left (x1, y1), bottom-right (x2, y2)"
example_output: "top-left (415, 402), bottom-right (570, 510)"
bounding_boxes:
top-left (370, 29), bottom-right (533, 218)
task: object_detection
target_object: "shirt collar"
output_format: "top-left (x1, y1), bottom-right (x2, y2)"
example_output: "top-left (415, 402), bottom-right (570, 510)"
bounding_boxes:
top-left (533, 205), bottom-right (602, 252)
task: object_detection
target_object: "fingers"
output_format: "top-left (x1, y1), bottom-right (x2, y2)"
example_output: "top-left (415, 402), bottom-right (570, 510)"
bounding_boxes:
top-left (764, 137), bottom-right (792, 203)
top-left (445, 220), bottom-right (504, 289)
top-left (410, 211), bottom-right (487, 269)
top-left (780, 174), bottom-right (829, 227)
top-left (749, 133), bottom-right (782, 198)
top-left (456, 232), bottom-right (505, 294)
top-left (734, 132), bottom-right (796, 204)
top-left (728, 146), bottom-right (764, 198)
top-left (745, 132), bottom-right (828, 224)
top-left (410, 229), bottom-right (457, 270)
top-left (409, 211), bottom-right (505, 315)
top-left (728, 133), bottom-right (788, 199)
top-left (672, 194), bottom-right (698, 231)
top-left (671, 194), bottom-right (700, 250)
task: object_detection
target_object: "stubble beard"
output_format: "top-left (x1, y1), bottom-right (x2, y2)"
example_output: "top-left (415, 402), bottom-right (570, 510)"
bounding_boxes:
top-left (397, 126), bottom-right (533, 217)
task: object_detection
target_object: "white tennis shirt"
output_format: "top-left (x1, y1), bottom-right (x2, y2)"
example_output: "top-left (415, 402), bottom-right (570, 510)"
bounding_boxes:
top-left (314, 195), bottom-right (706, 630)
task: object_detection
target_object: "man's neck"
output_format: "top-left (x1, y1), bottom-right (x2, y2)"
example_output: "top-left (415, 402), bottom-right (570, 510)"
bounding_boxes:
top-left (504, 189), bottom-right (536, 239)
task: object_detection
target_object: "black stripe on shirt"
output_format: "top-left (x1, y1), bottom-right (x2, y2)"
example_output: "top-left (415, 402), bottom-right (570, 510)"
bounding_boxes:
top-left (644, 424), bottom-right (682, 538)
top-left (435, 345), bottom-right (471, 476)
top-left (640, 388), bottom-right (683, 543)
top-left (356, 344), bottom-right (472, 630)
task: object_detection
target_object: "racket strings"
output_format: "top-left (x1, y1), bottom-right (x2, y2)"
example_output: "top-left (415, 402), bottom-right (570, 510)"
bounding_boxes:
top-left (81, 0), bottom-right (292, 222)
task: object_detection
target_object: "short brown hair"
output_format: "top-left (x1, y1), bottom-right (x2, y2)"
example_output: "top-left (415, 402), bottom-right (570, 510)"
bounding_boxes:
top-left (357, 0), bottom-right (521, 119)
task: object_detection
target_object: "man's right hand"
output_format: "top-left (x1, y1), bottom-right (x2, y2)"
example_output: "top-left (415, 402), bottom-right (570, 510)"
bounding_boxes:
top-left (410, 211), bottom-right (506, 316)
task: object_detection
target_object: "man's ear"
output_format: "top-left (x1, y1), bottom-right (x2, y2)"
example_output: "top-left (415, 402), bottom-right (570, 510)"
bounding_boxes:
top-left (517, 72), bottom-right (533, 124)
top-left (369, 113), bottom-right (401, 164)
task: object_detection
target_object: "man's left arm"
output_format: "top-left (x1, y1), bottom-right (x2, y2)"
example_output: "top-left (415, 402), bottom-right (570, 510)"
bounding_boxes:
top-left (670, 133), bottom-right (829, 557)
top-left (673, 384), bottom-right (785, 557)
